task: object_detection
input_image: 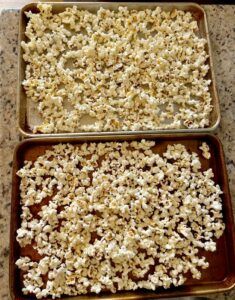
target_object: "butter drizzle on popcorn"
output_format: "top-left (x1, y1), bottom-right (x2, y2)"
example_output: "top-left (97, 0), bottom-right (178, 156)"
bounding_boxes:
top-left (16, 141), bottom-right (225, 298)
top-left (22, 4), bottom-right (212, 133)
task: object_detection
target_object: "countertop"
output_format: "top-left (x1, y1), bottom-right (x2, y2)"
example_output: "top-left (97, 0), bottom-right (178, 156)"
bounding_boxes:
top-left (0, 5), bottom-right (234, 300)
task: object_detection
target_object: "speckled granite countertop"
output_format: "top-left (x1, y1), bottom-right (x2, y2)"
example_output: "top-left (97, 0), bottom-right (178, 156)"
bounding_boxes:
top-left (0, 5), bottom-right (234, 300)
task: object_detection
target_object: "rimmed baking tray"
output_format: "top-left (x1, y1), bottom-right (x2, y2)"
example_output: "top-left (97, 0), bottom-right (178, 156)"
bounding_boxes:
top-left (18, 2), bottom-right (220, 138)
top-left (10, 134), bottom-right (235, 299)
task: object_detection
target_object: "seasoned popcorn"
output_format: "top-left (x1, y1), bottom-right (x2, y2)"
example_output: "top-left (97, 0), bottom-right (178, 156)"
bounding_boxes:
top-left (16, 141), bottom-right (225, 299)
top-left (22, 4), bottom-right (212, 133)
top-left (199, 142), bottom-right (211, 159)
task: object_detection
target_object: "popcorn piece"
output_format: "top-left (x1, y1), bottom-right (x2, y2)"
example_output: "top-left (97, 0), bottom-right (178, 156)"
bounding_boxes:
top-left (199, 142), bottom-right (211, 159)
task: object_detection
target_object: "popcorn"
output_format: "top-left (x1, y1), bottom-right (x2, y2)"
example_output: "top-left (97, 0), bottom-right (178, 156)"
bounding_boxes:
top-left (199, 142), bottom-right (211, 159)
top-left (16, 140), bottom-right (225, 298)
top-left (22, 4), bottom-right (212, 133)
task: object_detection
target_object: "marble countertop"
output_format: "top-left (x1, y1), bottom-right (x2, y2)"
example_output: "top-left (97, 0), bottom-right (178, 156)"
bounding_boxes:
top-left (0, 5), bottom-right (234, 300)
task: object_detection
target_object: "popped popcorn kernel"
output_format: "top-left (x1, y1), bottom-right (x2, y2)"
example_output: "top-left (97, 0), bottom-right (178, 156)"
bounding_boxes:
top-left (199, 142), bottom-right (211, 159)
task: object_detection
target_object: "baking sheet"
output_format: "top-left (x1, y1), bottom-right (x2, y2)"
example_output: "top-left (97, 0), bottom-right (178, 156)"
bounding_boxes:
top-left (18, 2), bottom-right (220, 137)
top-left (10, 134), bottom-right (235, 299)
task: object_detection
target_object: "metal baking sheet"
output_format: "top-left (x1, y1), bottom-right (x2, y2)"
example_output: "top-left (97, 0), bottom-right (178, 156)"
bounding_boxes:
top-left (18, 2), bottom-right (220, 137)
top-left (10, 134), bottom-right (235, 299)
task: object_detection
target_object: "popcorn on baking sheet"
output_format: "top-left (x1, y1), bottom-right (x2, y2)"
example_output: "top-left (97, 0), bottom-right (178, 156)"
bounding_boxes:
top-left (199, 142), bottom-right (211, 159)
top-left (16, 140), bottom-right (225, 298)
top-left (22, 4), bottom-right (212, 133)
